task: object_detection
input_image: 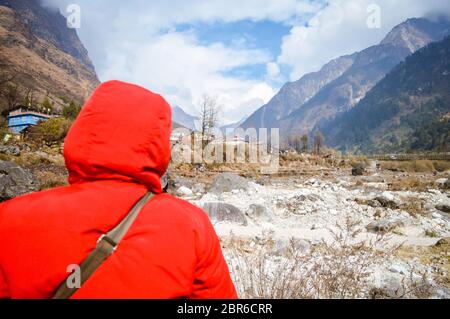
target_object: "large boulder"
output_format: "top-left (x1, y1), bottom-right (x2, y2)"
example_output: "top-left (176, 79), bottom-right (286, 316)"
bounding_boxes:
top-left (351, 163), bottom-right (366, 176)
top-left (245, 204), bottom-right (273, 223)
top-left (435, 204), bottom-right (450, 214)
top-left (0, 161), bottom-right (39, 202)
top-left (166, 174), bottom-right (191, 193)
top-left (209, 172), bottom-right (250, 194)
top-left (198, 202), bottom-right (247, 225)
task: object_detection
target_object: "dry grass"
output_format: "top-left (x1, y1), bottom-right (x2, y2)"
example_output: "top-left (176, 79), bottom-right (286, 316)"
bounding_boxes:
top-left (223, 216), bottom-right (415, 299)
top-left (388, 176), bottom-right (434, 192)
top-left (348, 155), bottom-right (370, 168)
top-left (35, 170), bottom-right (68, 190)
top-left (381, 160), bottom-right (450, 173)
top-left (13, 152), bottom-right (53, 167)
top-left (398, 196), bottom-right (427, 217)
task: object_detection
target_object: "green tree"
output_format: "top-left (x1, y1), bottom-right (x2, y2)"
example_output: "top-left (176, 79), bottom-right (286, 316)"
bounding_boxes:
top-left (27, 118), bottom-right (71, 143)
top-left (62, 101), bottom-right (81, 120)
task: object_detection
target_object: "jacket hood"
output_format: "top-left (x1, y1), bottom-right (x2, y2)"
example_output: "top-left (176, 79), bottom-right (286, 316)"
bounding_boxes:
top-left (64, 80), bottom-right (172, 193)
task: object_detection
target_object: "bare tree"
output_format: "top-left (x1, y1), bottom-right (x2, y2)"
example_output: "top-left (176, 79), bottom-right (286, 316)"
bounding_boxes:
top-left (0, 82), bottom-right (24, 110)
top-left (23, 88), bottom-right (36, 107)
top-left (314, 130), bottom-right (324, 155)
top-left (199, 94), bottom-right (220, 143)
top-left (301, 134), bottom-right (309, 153)
top-left (288, 135), bottom-right (302, 153)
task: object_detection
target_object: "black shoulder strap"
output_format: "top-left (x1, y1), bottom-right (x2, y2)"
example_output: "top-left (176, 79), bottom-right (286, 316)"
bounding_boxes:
top-left (53, 192), bottom-right (154, 299)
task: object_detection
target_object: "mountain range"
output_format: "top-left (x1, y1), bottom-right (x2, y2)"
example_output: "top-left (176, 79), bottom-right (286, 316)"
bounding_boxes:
top-left (321, 35), bottom-right (450, 153)
top-left (241, 17), bottom-right (450, 153)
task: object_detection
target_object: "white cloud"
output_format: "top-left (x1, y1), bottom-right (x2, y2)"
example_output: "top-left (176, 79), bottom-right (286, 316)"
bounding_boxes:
top-left (100, 31), bottom-right (274, 124)
top-left (41, 0), bottom-right (322, 123)
top-left (266, 62), bottom-right (281, 80)
top-left (40, 0), bottom-right (450, 122)
top-left (277, 0), bottom-right (450, 80)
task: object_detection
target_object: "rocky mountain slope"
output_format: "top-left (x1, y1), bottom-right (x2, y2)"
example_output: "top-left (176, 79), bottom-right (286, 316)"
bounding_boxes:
top-left (0, 0), bottom-right (99, 107)
top-left (242, 54), bottom-right (355, 130)
top-left (241, 17), bottom-right (450, 145)
top-left (321, 36), bottom-right (450, 154)
top-left (172, 105), bottom-right (198, 131)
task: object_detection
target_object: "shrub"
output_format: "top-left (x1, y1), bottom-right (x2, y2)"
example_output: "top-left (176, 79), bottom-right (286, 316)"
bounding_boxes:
top-left (62, 101), bottom-right (81, 120)
top-left (27, 117), bottom-right (71, 144)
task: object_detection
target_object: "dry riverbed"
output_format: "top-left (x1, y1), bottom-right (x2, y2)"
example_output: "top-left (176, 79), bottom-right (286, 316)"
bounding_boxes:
top-left (172, 166), bottom-right (450, 298)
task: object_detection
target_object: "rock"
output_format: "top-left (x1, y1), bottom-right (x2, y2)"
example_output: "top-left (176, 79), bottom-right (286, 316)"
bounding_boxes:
top-left (199, 202), bottom-right (247, 225)
top-left (191, 183), bottom-right (206, 194)
top-left (0, 145), bottom-right (20, 156)
top-left (432, 212), bottom-right (442, 219)
top-left (351, 163), bottom-right (366, 176)
top-left (435, 178), bottom-right (450, 190)
top-left (278, 194), bottom-right (312, 215)
top-left (435, 237), bottom-right (450, 247)
top-left (366, 219), bottom-right (404, 233)
top-left (368, 195), bottom-right (400, 209)
top-left (389, 263), bottom-right (408, 274)
top-left (435, 204), bottom-right (450, 214)
top-left (372, 277), bottom-right (404, 298)
top-left (177, 186), bottom-right (193, 197)
top-left (160, 173), bottom-right (169, 191)
top-left (328, 209), bottom-right (337, 215)
top-left (367, 199), bottom-right (382, 207)
top-left (256, 176), bottom-right (270, 186)
top-left (209, 172), bottom-right (250, 194)
top-left (445, 179), bottom-right (450, 190)
top-left (0, 161), bottom-right (39, 202)
top-left (373, 209), bottom-right (386, 219)
top-left (435, 178), bottom-right (448, 186)
top-left (246, 204), bottom-right (273, 223)
top-left (167, 175), bottom-right (191, 193)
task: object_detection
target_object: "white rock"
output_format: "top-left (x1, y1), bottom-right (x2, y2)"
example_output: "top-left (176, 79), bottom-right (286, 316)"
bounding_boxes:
top-left (389, 263), bottom-right (408, 274)
top-left (177, 186), bottom-right (193, 197)
top-left (432, 212), bottom-right (442, 219)
top-left (381, 192), bottom-right (395, 201)
top-left (329, 209), bottom-right (337, 215)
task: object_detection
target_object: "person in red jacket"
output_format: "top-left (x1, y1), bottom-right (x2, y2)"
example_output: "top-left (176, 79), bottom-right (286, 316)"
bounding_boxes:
top-left (0, 80), bottom-right (238, 299)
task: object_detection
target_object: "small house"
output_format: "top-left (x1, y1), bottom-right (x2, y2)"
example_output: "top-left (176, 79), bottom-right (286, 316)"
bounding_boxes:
top-left (7, 107), bottom-right (57, 134)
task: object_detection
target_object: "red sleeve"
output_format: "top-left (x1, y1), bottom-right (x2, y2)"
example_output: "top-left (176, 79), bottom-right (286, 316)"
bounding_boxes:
top-left (190, 213), bottom-right (238, 299)
top-left (0, 266), bottom-right (10, 299)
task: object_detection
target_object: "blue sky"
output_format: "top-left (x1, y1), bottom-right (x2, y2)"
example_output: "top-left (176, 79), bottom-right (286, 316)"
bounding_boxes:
top-left (182, 20), bottom-right (292, 81)
top-left (44, 0), bottom-right (450, 124)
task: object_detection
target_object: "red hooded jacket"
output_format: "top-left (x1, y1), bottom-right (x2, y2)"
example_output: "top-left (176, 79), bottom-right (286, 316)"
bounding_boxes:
top-left (0, 80), bottom-right (237, 299)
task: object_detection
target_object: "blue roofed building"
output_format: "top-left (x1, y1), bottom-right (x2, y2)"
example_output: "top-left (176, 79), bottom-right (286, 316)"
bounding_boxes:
top-left (7, 107), bottom-right (57, 134)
